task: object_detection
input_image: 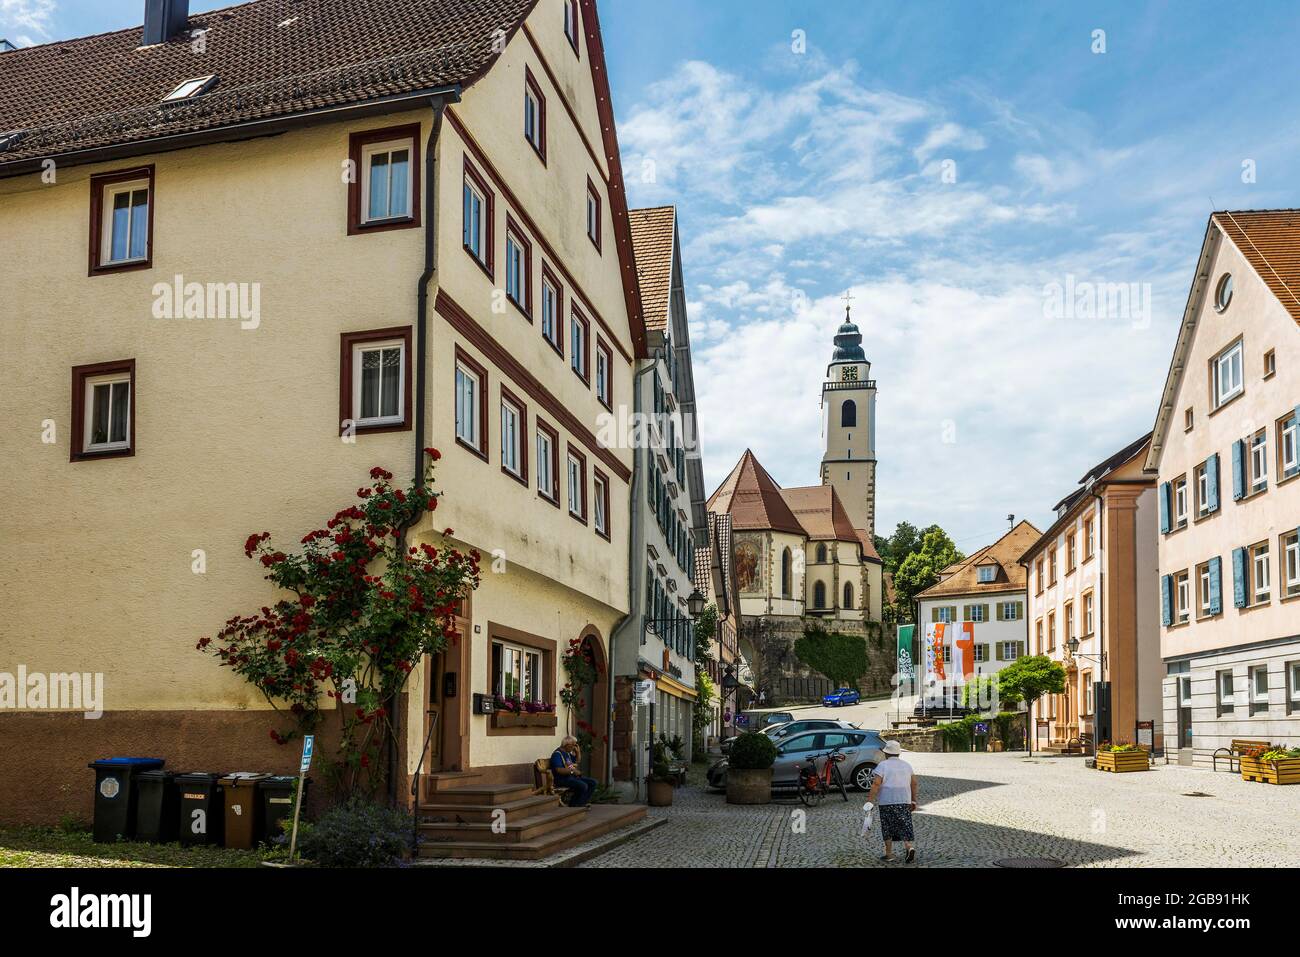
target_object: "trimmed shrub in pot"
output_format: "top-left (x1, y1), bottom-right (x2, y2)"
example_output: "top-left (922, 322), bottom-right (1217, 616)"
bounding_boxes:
top-left (646, 739), bottom-right (675, 806)
top-left (726, 731), bottom-right (776, 805)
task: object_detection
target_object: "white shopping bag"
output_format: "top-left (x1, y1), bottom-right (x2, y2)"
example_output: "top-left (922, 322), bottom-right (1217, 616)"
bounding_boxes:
top-left (860, 801), bottom-right (875, 835)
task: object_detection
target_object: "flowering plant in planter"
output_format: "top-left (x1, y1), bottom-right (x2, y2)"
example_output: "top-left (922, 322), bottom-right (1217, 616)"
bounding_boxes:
top-left (559, 638), bottom-right (601, 712)
top-left (197, 450), bottom-right (480, 796)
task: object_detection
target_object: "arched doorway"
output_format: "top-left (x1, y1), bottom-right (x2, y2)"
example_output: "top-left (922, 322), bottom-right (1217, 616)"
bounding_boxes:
top-left (574, 626), bottom-right (610, 783)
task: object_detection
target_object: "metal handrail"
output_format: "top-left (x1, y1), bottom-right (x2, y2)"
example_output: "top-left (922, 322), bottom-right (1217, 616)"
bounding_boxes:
top-left (410, 711), bottom-right (439, 851)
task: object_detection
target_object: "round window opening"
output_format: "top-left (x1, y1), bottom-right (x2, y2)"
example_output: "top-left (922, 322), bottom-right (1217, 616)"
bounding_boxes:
top-left (1215, 273), bottom-right (1233, 312)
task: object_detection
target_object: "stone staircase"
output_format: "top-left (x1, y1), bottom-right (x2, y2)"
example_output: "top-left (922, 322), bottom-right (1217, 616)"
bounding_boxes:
top-left (416, 772), bottom-right (647, 861)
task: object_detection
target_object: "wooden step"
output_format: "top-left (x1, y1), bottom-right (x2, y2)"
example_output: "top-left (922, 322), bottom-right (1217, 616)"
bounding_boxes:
top-left (419, 793), bottom-right (560, 824)
top-left (420, 804), bottom-right (587, 843)
top-left (424, 782), bottom-right (537, 806)
top-left (417, 803), bottom-right (647, 861)
top-left (422, 770), bottom-right (483, 792)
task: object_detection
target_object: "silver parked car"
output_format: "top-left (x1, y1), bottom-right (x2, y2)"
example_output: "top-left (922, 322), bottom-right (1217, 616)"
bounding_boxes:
top-left (719, 718), bottom-right (854, 756)
top-left (708, 727), bottom-right (885, 792)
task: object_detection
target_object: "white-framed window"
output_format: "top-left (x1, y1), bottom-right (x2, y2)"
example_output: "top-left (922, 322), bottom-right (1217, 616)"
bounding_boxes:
top-left (523, 72), bottom-right (545, 158)
top-left (1251, 542), bottom-right (1270, 604)
top-left (1084, 674), bottom-right (1095, 714)
top-left (1214, 272), bottom-right (1233, 312)
top-left (1290, 661), bottom-right (1300, 705)
top-left (1174, 476), bottom-right (1188, 526)
top-left (1064, 602), bottom-right (1076, 641)
top-left (1000, 641), bottom-right (1020, 661)
top-left (492, 639), bottom-right (542, 702)
top-left (84, 372), bottom-right (131, 452)
top-left (570, 309), bottom-right (588, 379)
top-left (595, 341), bottom-right (611, 407)
top-left (536, 425), bottom-right (556, 500)
top-left (1176, 570), bottom-right (1190, 623)
top-left (567, 450), bottom-right (585, 519)
top-left (1196, 463), bottom-right (1210, 515)
top-left (101, 179), bottom-right (150, 265)
top-left (1212, 340), bottom-right (1243, 408)
top-left (1066, 531), bottom-right (1077, 572)
top-left (162, 74), bottom-right (217, 102)
top-left (1251, 665), bottom-right (1269, 704)
top-left (936, 606), bottom-right (953, 624)
top-left (455, 360), bottom-right (481, 449)
top-left (541, 273), bottom-right (560, 348)
top-left (462, 169), bottom-right (490, 267)
top-left (1284, 531), bottom-right (1300, 598)
top-left (352, 339), bottom-right (405, 427)
top-left (563, 0), bottom-right (579, 50)
top-left (505, 228), bottom-right (528, 312)
top-left (1250, 430), bottom-right (1268, 492)
top-left (585, 179), bottom-right (601, 249)
top-left (1083, 592), bottom-right (1094, 634)
top-left (1000, 601), bottom-right (1019, 621)
top-left (977, 565), bottom-right (995, 583)
top-left (974, 645), bottom-right (986, 663)
top-left (1218, 669), bottom-right (1235, 713)
top-left (969, 604), bottom-right (986, 623)
top-left (593, 472), bottom-right (608, 537)
top-left (500, 396), bottom-right (523, 478)
top-left (1281, 414), bottom-right (1299, 477)
top-left (1199, 564), bottom-right (1212, 615)
top-left (361, 138), bottom-right (413, 224)
top-left (1179, 675), bottom-right (1192, 707)
top-left (1084, 516), bottom-right (1095, 557)
top-left (942, 645), bottom-right (951, 663)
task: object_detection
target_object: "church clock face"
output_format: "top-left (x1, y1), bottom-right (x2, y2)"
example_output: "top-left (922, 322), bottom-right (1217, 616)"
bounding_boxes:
top-left (841, 366), bottom-right (858, 382)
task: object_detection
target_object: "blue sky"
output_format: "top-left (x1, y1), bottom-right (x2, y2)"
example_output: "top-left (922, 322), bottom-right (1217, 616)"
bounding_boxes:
top-left (11, 1), bottom-right (1300, 550)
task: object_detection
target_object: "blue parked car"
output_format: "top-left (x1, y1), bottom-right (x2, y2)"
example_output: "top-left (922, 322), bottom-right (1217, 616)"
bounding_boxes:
top-left (822, 687), bottom-right (861, 707)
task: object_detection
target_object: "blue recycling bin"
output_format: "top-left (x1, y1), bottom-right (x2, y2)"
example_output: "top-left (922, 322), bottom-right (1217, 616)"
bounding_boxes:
top-left (88, 757), bottom-right (164, 843)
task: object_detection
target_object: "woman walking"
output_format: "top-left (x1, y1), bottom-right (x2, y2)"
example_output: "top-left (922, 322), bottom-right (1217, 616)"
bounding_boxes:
top-left (866, 740), bottom-right (918, 863)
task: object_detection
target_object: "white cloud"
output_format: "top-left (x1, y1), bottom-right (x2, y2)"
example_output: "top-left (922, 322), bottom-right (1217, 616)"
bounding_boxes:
top-left (0, 0), bottom-right (55, 39)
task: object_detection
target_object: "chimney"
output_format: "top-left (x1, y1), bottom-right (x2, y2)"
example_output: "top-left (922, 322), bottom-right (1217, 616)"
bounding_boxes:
top-left (142, 0), bottom-right (190, 46)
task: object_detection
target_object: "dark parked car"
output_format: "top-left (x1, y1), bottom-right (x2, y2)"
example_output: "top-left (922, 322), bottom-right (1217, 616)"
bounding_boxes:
top-left (735, 710), bottom-right (794, 732)
top-left (822, 687), bottom-right (861, 707)
top-left (709, 727), bottom-right (886, 792)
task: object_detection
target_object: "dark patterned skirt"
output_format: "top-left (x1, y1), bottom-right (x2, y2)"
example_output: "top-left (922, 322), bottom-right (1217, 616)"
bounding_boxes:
top-left (879, 803), bottom-right (914, 842)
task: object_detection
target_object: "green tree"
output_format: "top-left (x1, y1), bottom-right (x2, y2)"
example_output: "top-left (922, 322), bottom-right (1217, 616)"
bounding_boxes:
top-left (793, 625), bottom-right (868, 688)
top-left (996, 655), bottom-right (1066, 756)
top-left (691, 605), bottom-right (719, 756)
top-left (875, 521), bottom-right (921, 574)
top-left (893, 526), bottom-right (963, 618)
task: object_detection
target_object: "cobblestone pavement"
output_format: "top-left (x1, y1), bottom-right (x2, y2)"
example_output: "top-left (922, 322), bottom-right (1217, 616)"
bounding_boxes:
top-left (580, 751), bottom-right (1300, 868)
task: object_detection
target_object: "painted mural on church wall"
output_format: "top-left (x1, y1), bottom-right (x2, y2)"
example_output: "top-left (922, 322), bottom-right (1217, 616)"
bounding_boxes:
top-left (734, 535), bottom-right (762, 593)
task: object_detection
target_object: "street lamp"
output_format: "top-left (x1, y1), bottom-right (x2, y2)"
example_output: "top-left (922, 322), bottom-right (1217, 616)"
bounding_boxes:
top-left (1065, 636), bottom-right (1107, 669)
top-left (687, 588), bottom-right (706, 618)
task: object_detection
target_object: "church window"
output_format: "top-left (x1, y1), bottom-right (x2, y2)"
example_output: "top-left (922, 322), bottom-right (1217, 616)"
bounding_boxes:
top-left (813, 580), bottom-right (826, 609)
top-left (816, 543), bottom-right (827, 563)
top-left (781, 548), bottom-right (793, 599)
top-left (841, 400), bottom-right (857, 428)
top-left (844, 582), bottom-right (854, 609)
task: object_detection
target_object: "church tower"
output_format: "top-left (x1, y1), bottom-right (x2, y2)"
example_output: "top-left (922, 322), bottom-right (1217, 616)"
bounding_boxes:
top-left (820, 303), bottom-right (877, 536)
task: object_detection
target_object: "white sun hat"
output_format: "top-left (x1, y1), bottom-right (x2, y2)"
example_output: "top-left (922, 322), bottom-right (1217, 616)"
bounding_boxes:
top-left (882, 739), bottom-right (902, 756)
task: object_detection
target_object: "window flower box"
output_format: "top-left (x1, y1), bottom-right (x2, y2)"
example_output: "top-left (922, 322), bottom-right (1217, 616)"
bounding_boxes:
top-left (1095, 747), bottom-right (1150, 772)
top-left (492, 711), bottom-right (558, 730)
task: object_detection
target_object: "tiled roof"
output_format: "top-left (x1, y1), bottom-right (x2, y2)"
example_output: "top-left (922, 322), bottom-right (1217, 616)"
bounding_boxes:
top-left (0, 0), bottom-right (538, 167)
top-left (1213, 210), bottom-right (1300, 325)
top-left (706, 449), bottom-right (803, 535)
top-left (854, 528), bottom-right (882, 564)
top-left (917, 520), bottom-right (1041, 599)
top-left (628, 205), bottom-right (675, 332)
top-left (779, 485), bottom-right (858, 542)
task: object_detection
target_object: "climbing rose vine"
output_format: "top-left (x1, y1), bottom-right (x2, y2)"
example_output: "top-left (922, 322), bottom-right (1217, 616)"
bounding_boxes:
top-left (197, 450), bottom-right (480, 793)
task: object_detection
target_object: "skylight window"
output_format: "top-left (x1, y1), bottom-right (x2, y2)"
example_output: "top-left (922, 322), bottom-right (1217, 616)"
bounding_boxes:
top-left (162, 75), bottom-right (218, 102)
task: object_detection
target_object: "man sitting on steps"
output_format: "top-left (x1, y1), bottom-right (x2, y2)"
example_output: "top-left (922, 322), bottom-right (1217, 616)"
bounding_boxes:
top-left (550, 735), bottom-right (598, 807)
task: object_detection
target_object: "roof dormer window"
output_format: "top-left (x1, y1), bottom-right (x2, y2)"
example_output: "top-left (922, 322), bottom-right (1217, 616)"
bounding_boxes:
top-left (977, 564), bottom-right (997, 583)
top-left (162, 75), bottom-right (218, 102)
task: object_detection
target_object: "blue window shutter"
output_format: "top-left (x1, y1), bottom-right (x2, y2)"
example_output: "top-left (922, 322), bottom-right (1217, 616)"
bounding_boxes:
top-left (1206, 454), bottom-right (1219, 512)
top-left (1231, 439), bottom-right (1246, 500)
top-left (1208, 556), bottom-right (1222, 615)
top-left (1159, 482), bottom-right (1171, 533)
top-left (1160, 574), bottom-right (1173, 626)
top-left (1232, 547), bottom-right (1247, 608)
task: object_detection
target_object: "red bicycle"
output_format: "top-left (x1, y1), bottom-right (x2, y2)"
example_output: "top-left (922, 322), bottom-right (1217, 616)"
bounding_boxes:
top-left (797, 748), bottom-right (850, 806)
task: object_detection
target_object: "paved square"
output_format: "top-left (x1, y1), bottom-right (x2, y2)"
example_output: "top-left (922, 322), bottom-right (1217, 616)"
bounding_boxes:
top-left (581, 751), bottom-right (1300, 868)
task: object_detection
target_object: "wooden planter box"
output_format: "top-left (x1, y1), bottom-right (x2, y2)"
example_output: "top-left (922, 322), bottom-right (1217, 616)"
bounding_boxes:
top-left (492, 711), bottom-right (558, 730)
top-left (1240, 756), bottom-right (1300, 785)
top-left (1095, 749), bottom-right (1150, 772)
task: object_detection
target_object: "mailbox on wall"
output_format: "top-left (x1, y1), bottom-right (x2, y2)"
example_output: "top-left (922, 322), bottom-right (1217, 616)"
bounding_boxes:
top-left (471, 692), bottom-right (494, 715)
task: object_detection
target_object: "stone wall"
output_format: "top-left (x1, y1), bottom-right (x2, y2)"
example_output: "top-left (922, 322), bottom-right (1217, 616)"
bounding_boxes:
top-left (747, 617), bottom-right (894, 703)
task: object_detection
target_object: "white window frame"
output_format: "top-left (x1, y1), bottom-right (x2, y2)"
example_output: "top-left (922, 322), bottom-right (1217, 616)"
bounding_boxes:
top-left (1176, 571), bottom-right (1190, 623)
top-left (585, 184), bottom-right (600, 246)
top-left (973, 645), bottom-right (986, 663)
top-left (1250, 430), bottom-right (1268, 492)
top-left (977, 565), bottom-right (995, 583)
top-left (1001, 641), bottom-right (1019, 661)
top-left (454, 360), bottom-right (481, 449)
top-left (1250, 665), bottom-right (1269, 704)
top-left (162, 74), bottom-right (216, 102)
top-left (360, 137), bottom-right (414, 224)
top-left (1213, 340), bottom-right (1243, 407)
top-left (1285, 532), bottom-right (1300, 596)
top-left (462, 175), bottom-right (487, 265)
top-left (536, 427), bottom-right (555, 499)
top-left (1282, 417), bottom-right (1299, 474)
top-left (1196, 464), bottom-right (1209, 515)
top-left (563, 0), bottom-right (578, 46)
top-left (493, 639), bottom-right (542, 702)
top-left (1218, 669), bottom-right (1235, 710)
top-left (524, 84), bottom-right (543, 153)
top-left (101, 179), bottom-right (150, 266)
top-left (593, 473), bottom-right (608, 536)
top-left (570, 310), bottom-right (586, 377)
top-left (1083, 592), bottom-right (1094, 634)
top-left (595, 343), bottom-right (610, 406)
top-left (567, 452), bottom-right (585, 518)
top-left (936, 606), bottom-right (953, 624)
top-left (352, 339), bottom-right (405, 427)
top-left (505, 230), bottom-right (526, 308)
top-left (1252, 543), bottom-right (1270, 603)
top-left (83, 372), bottom-right (132, 452)
top-left (969, 604), bottom-right (986, 623)
top-left (1174, 477), bottom-right (1188, 525)
top-left (500, 397), bottom-right (522, 477)
top-left (541, 275), bottom-right (559, 346)
top-left (1290, 661), bottom-right (1300, 704)
top-left (1199, 565), bottom-right (1212, 615)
